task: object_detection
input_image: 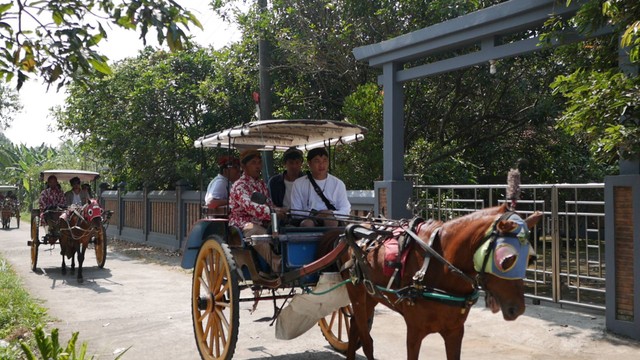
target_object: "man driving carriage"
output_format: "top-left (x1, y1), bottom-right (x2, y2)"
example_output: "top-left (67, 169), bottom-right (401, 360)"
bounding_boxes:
top-left (38, 175), bottom-right (66, 239)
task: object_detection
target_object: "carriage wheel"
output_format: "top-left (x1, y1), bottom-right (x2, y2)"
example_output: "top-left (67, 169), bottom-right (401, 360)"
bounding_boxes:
top-left (192, 236), bottom-right (239, 360)
top-left (94, 226), bottom-right (107, 268)
top-left (319, 304), bottom-right (354, 354)
top-left (30, 215), bottom-right (39, 271)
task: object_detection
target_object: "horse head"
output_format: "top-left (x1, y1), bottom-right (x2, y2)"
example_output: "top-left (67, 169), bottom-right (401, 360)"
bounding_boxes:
top-left (82, 199), bottom-right (103, 229)
top-left (467, 208), bottom-right (542, 320)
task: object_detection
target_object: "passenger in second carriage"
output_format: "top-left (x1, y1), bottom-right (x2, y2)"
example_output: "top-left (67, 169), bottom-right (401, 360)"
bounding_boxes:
top-left (290, 147), bottom-right (351, 227)
top-left (229, 149), bottom-right (286, 276)
top-left (65, 176), bottom-right (90, 207)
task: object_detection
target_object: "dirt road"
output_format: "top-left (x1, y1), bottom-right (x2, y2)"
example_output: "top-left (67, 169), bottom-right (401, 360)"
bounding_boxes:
top-left (1, 221), bottom-right (639, 359)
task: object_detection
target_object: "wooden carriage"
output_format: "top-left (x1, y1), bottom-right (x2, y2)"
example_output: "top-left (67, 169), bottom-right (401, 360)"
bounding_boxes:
top-left (28, 170), bottom-right (109, 272)
top-left (0, 185), bottom-right (20, 229)
top-left (180, 119), bottom-right (368, 360)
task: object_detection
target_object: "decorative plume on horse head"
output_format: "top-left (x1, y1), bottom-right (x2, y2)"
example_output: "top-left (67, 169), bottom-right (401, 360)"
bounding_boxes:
top-left (335, 166), bottom-right (542, 360)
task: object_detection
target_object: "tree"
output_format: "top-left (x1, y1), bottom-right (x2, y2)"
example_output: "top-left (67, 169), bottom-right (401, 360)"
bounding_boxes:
top-left (548, 0), bottom-right (640, 165)
top-left (54, 46), bottom-right (257, 189)
top-left (0, 0), bottom-right (202, 91)
top-left (0, 84), bottom-right (21, 129)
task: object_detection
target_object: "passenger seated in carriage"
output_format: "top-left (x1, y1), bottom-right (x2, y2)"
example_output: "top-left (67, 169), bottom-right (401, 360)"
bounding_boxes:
top-left (81, 183), bottom-right (93, 198)
top-left (229, 149), bottom-right (286, 276)
top-left (268, 147), bottom-right (305, 210)
top-left (290, 147), bottom-right (350, 227)
top-left (204, 155), bottom-right (241, 211)
top-left (38, 175), bottom-right (66, 226)
top-left (65, 176), bottom-right (90, 207)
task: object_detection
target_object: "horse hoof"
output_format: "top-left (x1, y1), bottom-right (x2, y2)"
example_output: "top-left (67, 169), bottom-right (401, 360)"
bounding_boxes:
top-left (77, 277), bottom-right (84, 283)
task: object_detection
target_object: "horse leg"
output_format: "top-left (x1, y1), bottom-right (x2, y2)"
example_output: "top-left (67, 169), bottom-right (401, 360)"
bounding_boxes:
top-left (77, 243), bottom-right (87, 283)
top-left (405, 327), bottom-right (426, 360)
top-left (61, 255), bottom-right (67, 275)
top-left (346, 286), bottom-right (376, 360)
top-left (440, 327), bottom-right (464, 360)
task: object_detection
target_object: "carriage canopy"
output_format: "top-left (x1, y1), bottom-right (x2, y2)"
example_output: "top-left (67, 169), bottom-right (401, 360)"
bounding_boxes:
top-left (194, 119), bottom-right (367, 151)
top-left (40, 170), bottom-right (100, 183)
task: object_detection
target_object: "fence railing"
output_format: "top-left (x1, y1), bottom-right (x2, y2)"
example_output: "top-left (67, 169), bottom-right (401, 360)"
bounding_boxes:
top-left (409, 183), bottom-right (606, 311)
top-left (101, 187), bottom-right (375, 252)
top-left (100, 183), bottom-right (605, 311)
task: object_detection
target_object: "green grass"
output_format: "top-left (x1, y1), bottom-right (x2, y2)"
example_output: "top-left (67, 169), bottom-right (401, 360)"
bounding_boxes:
top-left (0, 256), bottom-right (48, 359)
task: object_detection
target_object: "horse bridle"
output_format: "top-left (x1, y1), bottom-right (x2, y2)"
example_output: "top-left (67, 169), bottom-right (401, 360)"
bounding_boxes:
top-left (353, 211), bottom-right (520, 310)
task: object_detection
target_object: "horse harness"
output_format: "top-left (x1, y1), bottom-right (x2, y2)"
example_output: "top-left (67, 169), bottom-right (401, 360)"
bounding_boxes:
top-left (342, 211), bottom-right (520, 313)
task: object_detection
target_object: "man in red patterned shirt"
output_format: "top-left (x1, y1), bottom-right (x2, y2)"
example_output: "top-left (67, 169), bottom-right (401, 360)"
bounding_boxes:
top-left (38, 175), bottom-right (66, 226)
top-left (229, 149), bottom-right (286, 275)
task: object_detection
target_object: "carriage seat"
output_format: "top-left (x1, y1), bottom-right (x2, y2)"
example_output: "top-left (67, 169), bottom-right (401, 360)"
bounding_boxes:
top-left (202, 205), bottom-right (229, 219)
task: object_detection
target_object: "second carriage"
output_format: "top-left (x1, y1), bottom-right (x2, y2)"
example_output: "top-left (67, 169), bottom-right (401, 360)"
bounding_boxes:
top-left (181, 119), bottom-right (369, 360)
top-left (0, 185), bottom-right (20, 229)
top-left (28, 170), bottom-right (110, 279)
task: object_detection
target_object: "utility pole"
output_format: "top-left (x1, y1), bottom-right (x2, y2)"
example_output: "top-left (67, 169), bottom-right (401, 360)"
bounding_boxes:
top-left (258, 0), bottom-right (274, 180)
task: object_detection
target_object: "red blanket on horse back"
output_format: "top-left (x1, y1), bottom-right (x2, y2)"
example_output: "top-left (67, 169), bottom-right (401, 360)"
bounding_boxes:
top-left (383, 227), bottom-right (409, 277)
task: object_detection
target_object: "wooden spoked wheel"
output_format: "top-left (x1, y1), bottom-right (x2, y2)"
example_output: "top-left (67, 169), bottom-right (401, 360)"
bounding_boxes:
top-left (30, 215), bottom-right (39, 271)
top-left (319, 304), bottom-right (354, 354)
top-left (192, 236), bottom-right (239, 360)
top-left (94, 226), bottom-right (107, 268)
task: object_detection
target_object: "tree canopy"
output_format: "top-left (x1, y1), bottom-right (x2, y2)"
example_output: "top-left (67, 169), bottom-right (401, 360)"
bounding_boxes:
top-left (54, 45), bottom-right (257, 189)
top-left (0, 0), bottom-right (202, 90)
top-left (46, 0), bottom-right (637, 191)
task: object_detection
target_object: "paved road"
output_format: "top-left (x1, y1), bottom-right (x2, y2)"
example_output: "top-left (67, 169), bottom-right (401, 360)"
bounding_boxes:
top-left (1, 221), bottom-right (640, 359)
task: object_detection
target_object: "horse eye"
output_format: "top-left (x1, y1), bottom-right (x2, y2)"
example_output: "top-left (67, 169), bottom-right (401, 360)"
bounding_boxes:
top-left (499, 255), bottom-right (517, 272)
top-left (494, 243), bottom-right (518, 272)
top-left (87, 209), bottom-right (93, 216)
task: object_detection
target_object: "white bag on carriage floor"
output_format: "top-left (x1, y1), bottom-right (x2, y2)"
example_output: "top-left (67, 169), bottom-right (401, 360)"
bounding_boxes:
top-left (275, 272), bottom-right (350, 340)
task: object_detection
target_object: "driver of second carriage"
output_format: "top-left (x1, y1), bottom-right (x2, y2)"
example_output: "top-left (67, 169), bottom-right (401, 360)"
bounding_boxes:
top-left (229, 149), bottom-right (287, 277)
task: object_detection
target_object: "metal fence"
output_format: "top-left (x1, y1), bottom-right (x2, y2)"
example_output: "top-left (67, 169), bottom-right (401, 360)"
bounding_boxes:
top-left (100, 182), bottom-right (605, 311)
top-left (100, 186), bottom-right (375, 252)
top-left (409, 183), bottom-right (606, 311)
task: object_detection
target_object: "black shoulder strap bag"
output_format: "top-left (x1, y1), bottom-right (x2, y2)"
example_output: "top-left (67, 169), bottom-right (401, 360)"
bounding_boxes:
top-left (307, 171), bottom-right (336, 211)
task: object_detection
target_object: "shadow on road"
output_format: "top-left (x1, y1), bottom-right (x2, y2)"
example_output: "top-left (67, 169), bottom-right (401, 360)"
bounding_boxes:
top-left (242, 348), bottom-right (367, 360)
top-left (33, 265), bottom-right (115, 293)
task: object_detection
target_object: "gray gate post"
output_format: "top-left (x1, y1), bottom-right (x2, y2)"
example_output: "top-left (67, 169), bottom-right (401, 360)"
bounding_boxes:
top-left (117, 181), bottom-right (126, 236)
top-left (175, 179), bottom-right (189, 250)
top-left (143, 183), bottom-right (149, 242)
top-left (604, 44), bottom-right (640, 340)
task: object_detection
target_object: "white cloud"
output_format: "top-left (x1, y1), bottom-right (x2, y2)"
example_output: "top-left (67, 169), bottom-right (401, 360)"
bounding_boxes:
top-left (3, 0), bottom-right (240, 147)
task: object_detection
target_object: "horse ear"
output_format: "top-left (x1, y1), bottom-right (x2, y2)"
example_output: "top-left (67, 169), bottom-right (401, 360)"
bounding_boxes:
top-left (524, 211), bottom-right (543, 229)
top-left (496, 219), bottom-right (517, 234)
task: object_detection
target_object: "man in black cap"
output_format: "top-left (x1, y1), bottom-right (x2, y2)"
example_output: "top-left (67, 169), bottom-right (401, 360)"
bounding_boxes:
top-left (268, 147), bottom-right (304, 209)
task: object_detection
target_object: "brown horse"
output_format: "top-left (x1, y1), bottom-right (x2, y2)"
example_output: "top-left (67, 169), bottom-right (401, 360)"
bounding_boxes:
top-left (338, 204), bottom-right (542, 360)
top-left (59, 199), bottom-right (103, 283)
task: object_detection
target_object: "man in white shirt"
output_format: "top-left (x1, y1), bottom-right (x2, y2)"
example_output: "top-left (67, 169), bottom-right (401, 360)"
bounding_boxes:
top-left (64, 176), bottom-right (89, 207)
top-left (290, 147), bottom-right (350, 227)
top-left (204, 155), bottom-right (241, 209)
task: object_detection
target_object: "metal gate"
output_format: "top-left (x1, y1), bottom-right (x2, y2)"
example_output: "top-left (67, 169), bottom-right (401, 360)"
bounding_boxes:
top-left (409, 183), bottom-right (606, 311)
